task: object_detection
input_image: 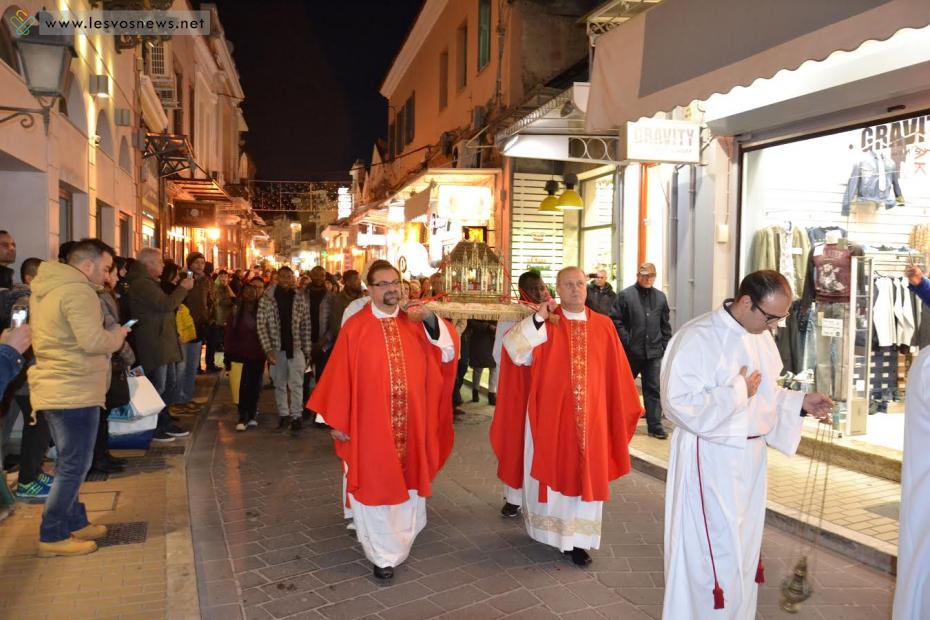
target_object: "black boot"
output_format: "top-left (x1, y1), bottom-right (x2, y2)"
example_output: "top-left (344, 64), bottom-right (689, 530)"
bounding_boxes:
top-left (471, 388), bottom-right (480, 403)
top-left (488, 392), bottom-right (496, 406)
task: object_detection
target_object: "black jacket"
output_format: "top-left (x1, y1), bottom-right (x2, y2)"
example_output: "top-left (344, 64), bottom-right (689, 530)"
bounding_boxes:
top-left (585, 282), bottom-right (617, 316)
top-left (463, 320), bottom-right (496, 368)
top-left (610, 283), bottom-right (671, 360)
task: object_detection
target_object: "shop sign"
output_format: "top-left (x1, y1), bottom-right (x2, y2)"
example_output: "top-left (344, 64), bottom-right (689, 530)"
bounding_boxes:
top-left (337, 187), bottom-right (353, 219)
top-left (619, 118), bottom-right (701, 164)
top-left (174, 202), bottom-right (216, 228)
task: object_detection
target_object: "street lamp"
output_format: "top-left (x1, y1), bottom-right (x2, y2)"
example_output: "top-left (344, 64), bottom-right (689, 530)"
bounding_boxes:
top-left (0, 28), bottom-right (76, 133)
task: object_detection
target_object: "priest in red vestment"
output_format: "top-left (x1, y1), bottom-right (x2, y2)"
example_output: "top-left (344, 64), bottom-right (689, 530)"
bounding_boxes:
top-left (307, 260), bottom-right (458, 580)
top-left (491, 266), bottom-right (642, 567)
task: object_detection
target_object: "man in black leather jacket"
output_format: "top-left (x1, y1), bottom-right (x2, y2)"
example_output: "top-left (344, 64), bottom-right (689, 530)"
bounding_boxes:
top-left (610, 263), bottom-right (672, 439)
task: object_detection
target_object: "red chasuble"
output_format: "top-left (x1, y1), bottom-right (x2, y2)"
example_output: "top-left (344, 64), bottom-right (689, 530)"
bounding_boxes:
top-left (307, 305), bottom-right (459, 506)
top-left (490, 307), bottom-right (643, 502)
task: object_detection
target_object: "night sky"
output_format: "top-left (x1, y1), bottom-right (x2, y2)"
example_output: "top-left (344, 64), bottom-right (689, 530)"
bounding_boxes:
top-left (210, 1), bottom-right (424, 181)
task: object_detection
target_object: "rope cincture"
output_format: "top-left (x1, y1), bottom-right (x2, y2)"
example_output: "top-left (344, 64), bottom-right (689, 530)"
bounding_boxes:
top-left (696, 437), bottom-right (725, 610)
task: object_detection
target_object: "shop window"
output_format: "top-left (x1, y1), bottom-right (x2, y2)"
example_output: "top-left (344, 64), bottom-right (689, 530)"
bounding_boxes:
top-left (456, 22), bottom-right (468, 90)
top-left (582, 176), bottom-right (614, 228)
top-left (477, 0), bottom-right (491, 70)
top-left (59, 188), bottom-right (74, 243)
top-left (438, 50), bottom-right (448, 110)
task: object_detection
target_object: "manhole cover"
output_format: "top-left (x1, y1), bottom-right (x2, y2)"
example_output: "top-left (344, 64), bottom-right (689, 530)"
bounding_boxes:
top-left (865, 501), bottom-right (900, 520)
top-left (96, 521), bottom-right (148, 548)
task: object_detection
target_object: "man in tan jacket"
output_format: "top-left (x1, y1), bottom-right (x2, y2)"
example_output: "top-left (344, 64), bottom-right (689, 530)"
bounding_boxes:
top-left (29, 239), bottom-right (128, 557)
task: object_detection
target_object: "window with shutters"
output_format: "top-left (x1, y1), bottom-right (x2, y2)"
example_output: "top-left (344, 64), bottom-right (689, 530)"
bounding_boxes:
top-left (404, 93), bottom-right (415, 145)
top-left (478, 0), bottom-right (491, 70)
top-left (456, 22), bottom-right (468, 90)
top-left (439, 50), bottom-right (449, 110)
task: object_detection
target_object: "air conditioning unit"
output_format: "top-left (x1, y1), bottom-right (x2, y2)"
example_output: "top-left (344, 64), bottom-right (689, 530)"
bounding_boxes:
top-left (452, 140), bottom-right (479, 169)
top-left (145, 40), bottom-right (179, 109)
top-left (471, 105), bottom-right (487, 131)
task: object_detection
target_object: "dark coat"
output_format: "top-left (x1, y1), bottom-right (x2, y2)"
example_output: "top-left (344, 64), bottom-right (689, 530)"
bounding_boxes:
top-left (586, 282), bottom-right (617, 316)
top-left (464, 320), bottom-right (496, 368)
top-left (126, 261), bottom-right (188, 370)
top-left (609, 283), bottom-right (672, 360)
top-left (184, 274), bottom-right (215, 339)
top-left (225, 303), bottom-right (265, 362)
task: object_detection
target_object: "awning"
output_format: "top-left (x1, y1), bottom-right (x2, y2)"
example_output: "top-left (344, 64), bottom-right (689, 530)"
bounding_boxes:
top-left (586, 0), bottom-right (930, 132)
top-left (168, 178), bottom-right (231, 203)
top-left (404, 187), bottom-right (431, 221)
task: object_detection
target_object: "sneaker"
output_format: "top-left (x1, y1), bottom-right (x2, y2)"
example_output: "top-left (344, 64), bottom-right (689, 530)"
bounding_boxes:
top-left (289, 418), bottom-right (302, 433)
top-left (166, 424), bottom-right (189, 438)
top-left (37, 472), bottom-right (54, 486)
top-left (38, 536), bottom-right (97, 558)
top-left (15, 480), bottom-right (50, 500)
top-left (648, 427), bottom-right (668, 440)
top-left (235, 423), bottom-right (247, 432)
top-left (247, 420), bottom-right (258, 427)
top-left (500, 502), bottom-right (521, 518)
top-left (152, 431), bottom-right (176, 443)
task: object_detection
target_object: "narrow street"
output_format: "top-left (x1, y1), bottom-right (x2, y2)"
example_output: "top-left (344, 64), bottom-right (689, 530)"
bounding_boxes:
top-left (188, 379), bottom-right (894, 620)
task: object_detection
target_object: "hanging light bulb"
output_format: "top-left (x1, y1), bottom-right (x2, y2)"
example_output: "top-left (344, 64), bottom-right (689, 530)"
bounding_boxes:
top-left (538, 180), bottom-right (560, 213)
top-left (557, 173), bottom-right (583, 210)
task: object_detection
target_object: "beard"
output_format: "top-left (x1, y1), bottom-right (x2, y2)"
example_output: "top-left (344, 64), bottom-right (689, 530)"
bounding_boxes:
top-left (382, 291), bottom-right (400, 306)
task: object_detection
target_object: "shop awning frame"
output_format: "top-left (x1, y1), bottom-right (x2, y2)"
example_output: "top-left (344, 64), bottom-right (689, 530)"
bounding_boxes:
top-left (586, 0), bottom-right (930, 132)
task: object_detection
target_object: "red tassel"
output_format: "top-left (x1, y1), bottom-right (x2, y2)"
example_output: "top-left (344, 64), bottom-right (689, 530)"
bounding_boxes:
top-left (713, 584), bottom-right (725, 609)
top-left (755, 559), bottom-right (765, 584)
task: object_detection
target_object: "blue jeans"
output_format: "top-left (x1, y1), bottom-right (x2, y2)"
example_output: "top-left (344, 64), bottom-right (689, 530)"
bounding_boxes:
top-left (146, 364), bottom-right (178, 432)
top-left (40, 407), bottom-right (98, 542)
top-left (176, 340), bottom-right (202, 404)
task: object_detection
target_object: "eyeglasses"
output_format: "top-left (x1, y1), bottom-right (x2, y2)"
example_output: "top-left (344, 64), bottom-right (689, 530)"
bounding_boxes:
top-left (638, 273), bottom-right (657, 279)
top-left (752, 301), bottom-right (788, 324)
top-left (371, 280), bottom-right (401, 289)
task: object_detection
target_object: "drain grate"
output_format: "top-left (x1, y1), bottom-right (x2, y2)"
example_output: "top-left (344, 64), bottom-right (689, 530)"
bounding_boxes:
top-left (96, 521), bottom-right (148, 548)
top-left (120, 456), bottom-right (167, 473)
top-left (84, 470), bottom-right (109, 482)
top-left (147, 446), bottom-right (186, 456)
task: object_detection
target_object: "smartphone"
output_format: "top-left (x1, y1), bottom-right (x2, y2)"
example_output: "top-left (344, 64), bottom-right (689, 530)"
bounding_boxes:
top-left (123, 319), bottom-right (139, 328)
top-left (10, 304), bottom-right (27, 328)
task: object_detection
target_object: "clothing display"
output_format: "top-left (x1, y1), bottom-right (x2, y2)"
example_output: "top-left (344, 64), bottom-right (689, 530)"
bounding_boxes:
top-left (815, 302), bottom-right (849, 401)
top-left (871, 346), bottom-right (899, 412)
top-left (842, 150), bottom-right (905, 216)
top-left (812, 244), bottom-right (854, 303)
top-left (908, 223), bottom-right (930, 255)
top-left (749, 225), bottom-right (810, 299)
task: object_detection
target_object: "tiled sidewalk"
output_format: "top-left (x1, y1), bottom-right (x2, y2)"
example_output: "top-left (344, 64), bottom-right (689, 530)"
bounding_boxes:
top-left (190, 382), bottom-right (894, 620)
top-left (0, 375), bottom-right (216, 620)
top-left (630, 424), bottom-right (902, 549)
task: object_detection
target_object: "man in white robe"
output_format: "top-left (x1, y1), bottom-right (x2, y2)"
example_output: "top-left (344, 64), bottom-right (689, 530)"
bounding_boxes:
top-left (661, 270), bottom-right (832, 619)
top-left (893, 346), bottom-right (930, 619)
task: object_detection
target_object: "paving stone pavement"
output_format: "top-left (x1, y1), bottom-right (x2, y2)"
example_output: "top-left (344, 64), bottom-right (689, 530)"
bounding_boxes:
top-left (191, 379), bottom-right (895, 620)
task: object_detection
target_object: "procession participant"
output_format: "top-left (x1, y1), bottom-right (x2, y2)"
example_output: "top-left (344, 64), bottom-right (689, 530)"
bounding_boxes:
top-left (660, 270), bottom-right (833, 619)
top-left (307, 260), bottom-right (458, 580)
top-left (491, 266), bottom-right (642, 567)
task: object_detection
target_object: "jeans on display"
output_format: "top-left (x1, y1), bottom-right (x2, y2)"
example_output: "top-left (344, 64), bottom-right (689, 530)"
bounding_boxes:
top-left (628, 356), bottom-right (664, 432)
top-left (814, 302), bottom-right (849, 401)
top-left (238, 360), bottom-right (265, 424)
top-left (40, 407), bottom-right (98, 542)
top-left (270, 350), bottom-right (306, 419)
top-left (176, 340), bottom-right (203, 405)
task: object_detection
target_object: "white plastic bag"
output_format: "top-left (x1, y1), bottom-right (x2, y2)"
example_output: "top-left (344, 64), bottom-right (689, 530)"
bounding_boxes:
top-left (128, 375), bottom-right (165, 418)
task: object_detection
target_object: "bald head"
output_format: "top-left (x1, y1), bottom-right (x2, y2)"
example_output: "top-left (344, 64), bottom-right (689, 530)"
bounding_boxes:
top-left (556, 266), bottom-right (587, 312)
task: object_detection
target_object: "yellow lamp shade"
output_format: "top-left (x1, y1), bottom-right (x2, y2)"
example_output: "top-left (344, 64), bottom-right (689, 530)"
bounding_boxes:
top-left (538, 195), bottom-right (560, 212)
top-left (556, 188), bottom-right (583, 210)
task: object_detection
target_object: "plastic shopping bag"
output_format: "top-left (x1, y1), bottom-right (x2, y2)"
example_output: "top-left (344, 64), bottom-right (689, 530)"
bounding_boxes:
top-left (128, 375), bottom-right (165, 418)
top-left (229, 362), bottom-right (242, 405)
top-left (108, 413), bottom-right (158, 449)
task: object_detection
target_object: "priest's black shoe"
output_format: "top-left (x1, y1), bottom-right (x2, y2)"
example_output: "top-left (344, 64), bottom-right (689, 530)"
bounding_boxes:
top-left (488, 392), bottom-right (496, 406)
top-left (500, 502), bottom-right (521, 518)
top-left (471, 388), bottom-right (480, 403)
top-left (565, 547), bottom-right (592, 567)
top-left (372, 565), bottom-right (394, 580)
top-left (648, 427), bottom-right (668, 440)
